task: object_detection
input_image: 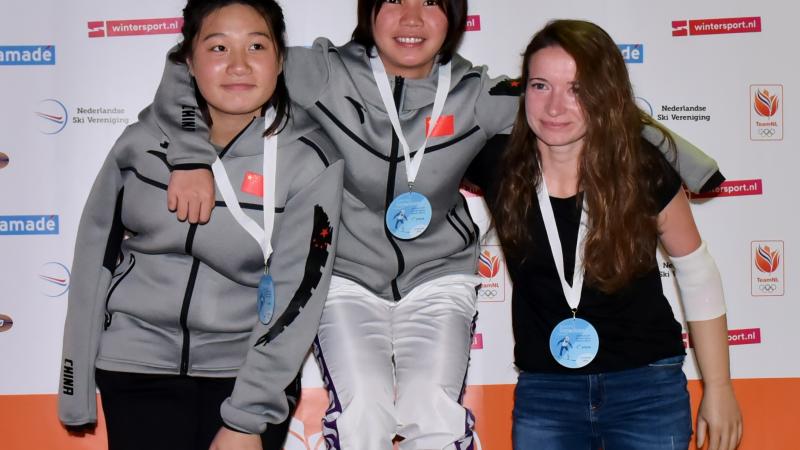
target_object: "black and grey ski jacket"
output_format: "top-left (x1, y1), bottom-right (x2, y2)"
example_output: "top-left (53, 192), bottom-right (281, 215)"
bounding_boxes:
top-left (58, 61), bottom-right (344, 434)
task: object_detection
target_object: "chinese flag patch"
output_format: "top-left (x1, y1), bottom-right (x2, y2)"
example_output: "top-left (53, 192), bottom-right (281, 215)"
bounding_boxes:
top-left (241, 171), bottom-right (264, 197)
top-left (426, 115), bottom-right (455, 137)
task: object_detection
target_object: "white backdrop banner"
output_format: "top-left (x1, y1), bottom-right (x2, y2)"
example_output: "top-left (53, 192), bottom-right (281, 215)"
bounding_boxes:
top-left (0, 1), bottom-right (796, 449)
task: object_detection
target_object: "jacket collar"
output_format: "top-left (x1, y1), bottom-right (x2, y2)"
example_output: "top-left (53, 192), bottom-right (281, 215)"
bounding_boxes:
top-left (338, 39), bottom-right (476, 112)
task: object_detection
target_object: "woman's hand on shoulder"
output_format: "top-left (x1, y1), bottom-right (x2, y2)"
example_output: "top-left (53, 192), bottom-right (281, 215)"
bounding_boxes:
top-left (208, 426), bottom-right (262, 450)
top-left (696, 381), bottom-right (743, 450)
top-left (167, 168), bottom-right (215, 224)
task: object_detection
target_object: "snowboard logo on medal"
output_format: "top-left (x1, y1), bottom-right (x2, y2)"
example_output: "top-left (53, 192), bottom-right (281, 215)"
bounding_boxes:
top-left (386, 191), bottom-right (432, 240)
top-left (549, 317), bottom-right (599, 369)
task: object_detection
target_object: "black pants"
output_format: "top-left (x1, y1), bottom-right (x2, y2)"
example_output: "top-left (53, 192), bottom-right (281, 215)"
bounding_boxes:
top-left (96, 369), bottom-right (300, 450)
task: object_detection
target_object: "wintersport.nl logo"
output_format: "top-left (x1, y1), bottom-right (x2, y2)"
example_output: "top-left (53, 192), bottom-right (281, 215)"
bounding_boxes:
top-left (672, 17), bottom-right (761, 37)
top-left (88, 18), bottom-right (183, 38)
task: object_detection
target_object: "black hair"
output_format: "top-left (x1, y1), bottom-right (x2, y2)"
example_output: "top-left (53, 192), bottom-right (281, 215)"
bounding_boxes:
top-left (351, 0), bottom-right (468, 65)
top-left (168, 0), bottom-right (289, 136)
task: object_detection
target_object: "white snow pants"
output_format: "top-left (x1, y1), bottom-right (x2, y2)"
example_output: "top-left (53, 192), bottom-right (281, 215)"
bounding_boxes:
top-left (314, 274), bottom-right (481, 450)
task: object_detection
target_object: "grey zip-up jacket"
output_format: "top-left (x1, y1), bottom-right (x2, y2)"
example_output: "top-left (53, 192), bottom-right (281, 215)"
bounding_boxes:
top-left (161, 38), bottom-right (723, 301)
top-left (58, 61), bottom-right (344, 434)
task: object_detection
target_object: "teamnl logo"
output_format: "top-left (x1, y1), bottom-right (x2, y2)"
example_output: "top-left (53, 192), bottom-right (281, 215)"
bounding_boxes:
top-left (618, 44), bottom-right (644, 63)
top-left (477, 246), bottom-right (506, 302)
top-left (672, 16), bottom-right (761, 37)
top-left (88, 17), bottom-right (183, 38)
top-left (0, 45), bottom-right (55, 65)
top-left (0, 215), bottom-right (59, 235)
top-left (751, 241), bottom-right (784, 297)
top-left (750, 85), bottom-right (783, 141)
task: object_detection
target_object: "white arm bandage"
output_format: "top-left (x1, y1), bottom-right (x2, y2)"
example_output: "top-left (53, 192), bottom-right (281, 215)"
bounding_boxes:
top-left (670, 241), bottom-right (727, 322)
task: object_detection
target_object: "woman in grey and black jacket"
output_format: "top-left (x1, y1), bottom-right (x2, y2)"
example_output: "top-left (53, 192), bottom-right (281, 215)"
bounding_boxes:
top-left (57, 1), bottom-right (343, 449)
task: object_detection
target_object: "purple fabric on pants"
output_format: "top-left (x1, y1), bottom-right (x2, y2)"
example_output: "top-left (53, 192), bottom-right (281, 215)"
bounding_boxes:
top-left (454, 311), bottom-right (479, 450)
top-left (313, 336), bottom-right (343, 450)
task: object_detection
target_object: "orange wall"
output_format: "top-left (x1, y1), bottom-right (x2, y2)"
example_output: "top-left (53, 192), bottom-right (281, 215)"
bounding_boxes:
top-left (2, 379), bottom-right (798, 450)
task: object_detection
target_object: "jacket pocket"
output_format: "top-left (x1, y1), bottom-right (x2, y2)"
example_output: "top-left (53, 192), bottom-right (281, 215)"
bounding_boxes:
top-left (446, 202), bottom-right (477, 251)
top-left (104, 253), bottom-right (136, 330)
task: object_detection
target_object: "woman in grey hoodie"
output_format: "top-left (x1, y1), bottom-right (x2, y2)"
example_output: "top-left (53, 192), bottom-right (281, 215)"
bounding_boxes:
top-left (159, 1), bottom-right (725, 449)
top-left (57, 1), bottom-right (343, 449)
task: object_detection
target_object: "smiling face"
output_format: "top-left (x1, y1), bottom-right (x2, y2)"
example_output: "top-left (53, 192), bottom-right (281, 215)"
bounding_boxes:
top-left (372, 0), bottom-right (448, 79)
top-left (524, 45), bottom-right (587, 156)
top-left (186, 3), bottom-right (281, 128)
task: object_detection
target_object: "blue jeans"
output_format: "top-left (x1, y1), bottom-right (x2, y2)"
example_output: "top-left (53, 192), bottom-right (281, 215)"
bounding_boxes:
top-left (513, 355), bottom-right (692, 450)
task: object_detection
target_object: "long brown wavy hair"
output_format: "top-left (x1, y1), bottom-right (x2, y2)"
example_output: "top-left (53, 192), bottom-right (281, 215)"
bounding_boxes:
top-left (492, 20), bottom-right (676, 293)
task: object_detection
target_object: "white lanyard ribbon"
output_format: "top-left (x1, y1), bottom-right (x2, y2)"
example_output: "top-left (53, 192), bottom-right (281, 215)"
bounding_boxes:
top-left (536, 179), bottom-right (589, 312)
top-left (211, 109), bottom-right (277, 267)
top-left (369, 55), bottom-right (451, 188)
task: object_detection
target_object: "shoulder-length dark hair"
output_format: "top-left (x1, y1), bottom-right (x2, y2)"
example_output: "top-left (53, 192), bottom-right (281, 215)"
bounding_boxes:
top-left (492, 19), bottom-right (676, 293)
top-left (168, 0), bottom-right (290, 137)
top-left (351, 0), bottom-right (468, 64)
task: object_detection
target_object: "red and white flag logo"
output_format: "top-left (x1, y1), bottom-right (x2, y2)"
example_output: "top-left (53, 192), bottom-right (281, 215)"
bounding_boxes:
top-left (672, 20), bottom-right (689, 37)
top-left (241, 171), bottom-right (264, 197)
top-left (87, 21), bottom-right (106, 38)
top-left (425, 115), bottom-right (455, 137)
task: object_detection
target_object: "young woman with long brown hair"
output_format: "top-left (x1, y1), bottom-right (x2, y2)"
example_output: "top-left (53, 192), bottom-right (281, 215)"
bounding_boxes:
top-left (486, 20), bottom-right (743, 450)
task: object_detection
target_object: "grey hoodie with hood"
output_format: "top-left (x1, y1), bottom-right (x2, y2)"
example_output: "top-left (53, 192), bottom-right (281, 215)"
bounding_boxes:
top-left (57, 54), bottom-right (344, 434)
top-left (161, 38), bottom-right (724, 301)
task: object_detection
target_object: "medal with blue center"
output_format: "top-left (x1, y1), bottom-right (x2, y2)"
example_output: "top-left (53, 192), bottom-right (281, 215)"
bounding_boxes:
top-left (370, 55), bottom-right (450, 241)
top-left (386, 185), bottom-right (432, 240)
top-left (549, 311), bottom-right (600, 369)
top-left (537, 178), bottom-right (599, 369)
top-left (212, 109), bottom-right (279, 326)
